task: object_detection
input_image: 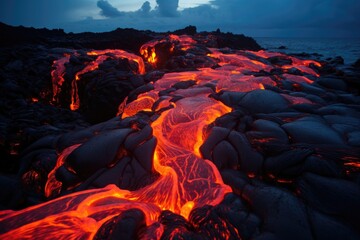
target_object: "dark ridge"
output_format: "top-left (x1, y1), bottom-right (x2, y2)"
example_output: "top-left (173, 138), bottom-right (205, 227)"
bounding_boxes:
top-left (0, 22), bottom-right (261, 52)
top-left (0, 22), bottom-right (66, 46)
top-left (206, 29), bottom-right (262, 51)
top-left (171, 25), bottom-right (197, 36)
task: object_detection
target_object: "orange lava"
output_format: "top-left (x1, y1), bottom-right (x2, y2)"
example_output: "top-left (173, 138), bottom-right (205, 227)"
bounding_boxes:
top-left (344, 162), bottom-right (360, 168)
top-left (247, 50), bottom-right (321, 77)
top-left (150, 93), bottom-right (232, 214)
top-left (122, 92), bottom-right (159, 118)
top-left (51, 53), bottom-right (71, 103)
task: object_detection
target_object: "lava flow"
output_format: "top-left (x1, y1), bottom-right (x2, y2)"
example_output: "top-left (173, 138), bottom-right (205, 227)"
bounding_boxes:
top-left (0, 42), bottom-right (233, 240)
top-left (0, 72), bottom-right (231, 240)
top-left (51, 49), bottom-right (145, 110)
top-left (0, 34), bottom-right (323, 239)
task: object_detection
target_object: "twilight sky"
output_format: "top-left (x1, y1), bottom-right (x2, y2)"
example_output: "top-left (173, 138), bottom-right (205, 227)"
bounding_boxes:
top-left (0, 0), bottom-right (359, 37)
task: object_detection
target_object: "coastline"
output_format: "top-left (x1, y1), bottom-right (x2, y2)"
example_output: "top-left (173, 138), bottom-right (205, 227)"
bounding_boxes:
top-left (256, 37), bottom-right (360, 65)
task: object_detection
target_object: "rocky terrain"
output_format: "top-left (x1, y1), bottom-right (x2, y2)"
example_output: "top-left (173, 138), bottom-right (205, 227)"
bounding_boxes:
top-left (0, 23), bottom-right (359, 239)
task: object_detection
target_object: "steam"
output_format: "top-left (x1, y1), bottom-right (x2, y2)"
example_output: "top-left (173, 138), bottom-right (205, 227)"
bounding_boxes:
top-left (97, 0), bottom-right (122, 18)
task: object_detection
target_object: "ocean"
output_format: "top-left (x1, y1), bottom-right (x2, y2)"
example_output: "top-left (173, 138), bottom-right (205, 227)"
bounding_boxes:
top-left (255, 37), bottom-right (360, 65)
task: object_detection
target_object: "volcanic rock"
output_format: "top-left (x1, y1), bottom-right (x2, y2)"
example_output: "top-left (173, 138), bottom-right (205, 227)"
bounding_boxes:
top-left (317, 77), bottom-right (347, 91)
top-left (237, 90), bottom-right (289, 114)
top-left (95, 208), bottom-right (146, 240)
top-left (282, 117), bottom-right (346, 145)
top-left (242, 182), bottom-right (313, 240)
top-left (297, 173), bottom-right (360, 228)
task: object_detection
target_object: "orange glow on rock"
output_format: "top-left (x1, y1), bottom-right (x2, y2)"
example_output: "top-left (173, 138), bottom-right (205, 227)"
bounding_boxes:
top-left (281, 94), bottom-right (313, 105)
top-left (344, 162), bottom-right (360, 168)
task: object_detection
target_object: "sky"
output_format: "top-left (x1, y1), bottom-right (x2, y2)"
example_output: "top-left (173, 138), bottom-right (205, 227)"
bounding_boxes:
top-left (0, 0), bottom-right (359, 38)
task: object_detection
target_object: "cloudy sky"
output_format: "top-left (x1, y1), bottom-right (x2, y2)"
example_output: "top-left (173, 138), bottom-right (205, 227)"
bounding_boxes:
top-left (0, 0), bottom-right (359, 37)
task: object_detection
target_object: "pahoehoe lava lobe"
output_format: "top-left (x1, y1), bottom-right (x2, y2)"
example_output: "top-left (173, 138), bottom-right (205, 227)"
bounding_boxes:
top-left (0, 23), bottom-right (360, 240)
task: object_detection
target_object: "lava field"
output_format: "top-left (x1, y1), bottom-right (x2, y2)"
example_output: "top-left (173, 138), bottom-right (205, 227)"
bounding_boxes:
top-left (0, 24), bottom-right (360, 240)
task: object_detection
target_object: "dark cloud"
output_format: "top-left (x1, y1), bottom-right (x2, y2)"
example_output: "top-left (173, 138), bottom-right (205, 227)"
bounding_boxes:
top-left (207, 0), bottom-right (360, 30)
top-left (156, 0), bottom-right (179, 17)
top-left (0, 0), bottom-right (93, 27)
top-left (139, 1), bottom-right (151, 16)
top-left (97, 0), bottom-right (123, 18)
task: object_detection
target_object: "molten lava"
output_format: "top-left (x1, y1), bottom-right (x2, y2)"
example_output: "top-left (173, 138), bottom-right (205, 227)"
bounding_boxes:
top-left (51, 53), bottom-right (71, 103)
top-left (0, 34), bottom-right (323, 239)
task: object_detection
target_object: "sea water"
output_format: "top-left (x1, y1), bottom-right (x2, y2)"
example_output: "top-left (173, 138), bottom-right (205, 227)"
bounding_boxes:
top-left (255, 37), bottom-right (360, 65)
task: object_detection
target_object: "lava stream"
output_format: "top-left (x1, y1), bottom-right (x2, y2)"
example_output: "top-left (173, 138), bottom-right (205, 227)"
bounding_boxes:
top-left (149, 93), bottom-right (232, 215)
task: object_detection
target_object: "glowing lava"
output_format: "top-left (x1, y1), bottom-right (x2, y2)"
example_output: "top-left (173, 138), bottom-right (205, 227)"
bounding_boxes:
top-left (51, 53), bottom-right (71, 103)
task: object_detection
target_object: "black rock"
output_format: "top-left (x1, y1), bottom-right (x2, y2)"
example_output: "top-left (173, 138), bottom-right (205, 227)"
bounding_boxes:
top-left (297, 173), bottom-right (360, 229)
top-left (94, 208), bottom-right (146, 240)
